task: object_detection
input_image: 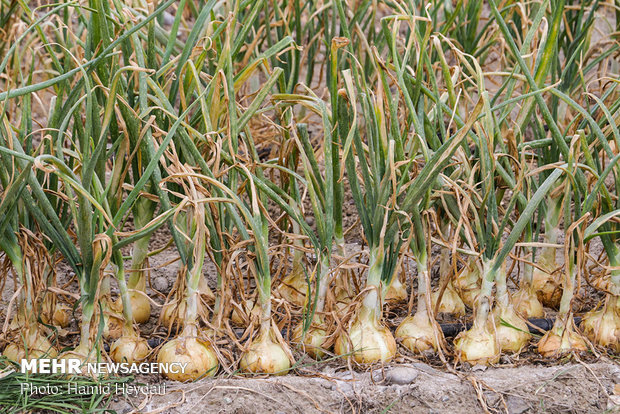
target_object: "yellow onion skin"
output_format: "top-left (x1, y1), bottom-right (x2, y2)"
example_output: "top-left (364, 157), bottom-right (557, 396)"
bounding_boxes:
top-left (240, 333), bottom-right (291, 375)
top-left (431, 284), bottom-right (466, 316)
top-left (3, 330), bottom-right (57, 363)
top-left (110, 334), bottom-right (150, 364)
top-left (292, 317), bottom-right (328, 359)
top-left (333, 289), bottom-right (352, 314)
top-left (58, 347), bottom-right (104, 379)
top-left (157, 335), bottom-right (218, 381)
top-left (52, 305), bottom-right (72, 328)
top-left (454, 323), bottom-right (499, 365)
top-left (103, 313), bottom-right (124, 340)
top-left (493, 305), bottom-right (531, 353)
top-left (161, 301), bottom-right (184, 329)
top-left (128, 291), bottom-right (151, 324)
top-left (395, 311), bottom-right (440, 353)
top-left (198, 278), bottom-right (215, 304)
top-left (385, 278), bottom-right (408, 303)
top-left (41, 300), bottom-right (71, 328)
top-left (537, 327), bottom-right (587, 357)
top-left (161, 300), bottom-right (210, 330)
top-left (277, 268), bottom-right (307, 307)
top-left (454, 265), bottom-right (481, 308)
top-left (532, 268), bottom-right (562, 309)
top-left (334, 313), bottom-right (396, 364)
top-left (231, 300), bottom-right (259, 327)
top-left (512, 287), bottom-right (544, 319)
top-left (580, 302), bottom-right (620, 353)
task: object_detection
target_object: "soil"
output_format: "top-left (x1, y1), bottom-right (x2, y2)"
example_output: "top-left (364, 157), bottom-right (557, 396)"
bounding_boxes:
top-left (108, 360), bottom-right (620, 413)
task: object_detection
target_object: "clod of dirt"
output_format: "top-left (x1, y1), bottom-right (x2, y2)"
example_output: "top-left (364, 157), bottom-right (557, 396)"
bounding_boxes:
top-left (153, 276), bottom-right (169, 292)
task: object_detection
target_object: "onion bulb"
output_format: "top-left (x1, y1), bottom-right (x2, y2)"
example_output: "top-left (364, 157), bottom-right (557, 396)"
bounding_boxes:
top-left (334, 310), bottom-right (396, 364)
top-left (454, 322), bottom-right (499, 365)
top-left (292, 315), bottom-right (328, 359)
top-left (41, 294), bottom-right (71, 328)
top-left (161, 300), bottom-right (185, 329)
top-left (395, 311), bottom-right (439, 353)
top-left (157, 325), bottom-right (218, 381)
top-left (333, 287), bottom-right (352, 314)
top-left (431, 283), bottom-right (465, 316)
top-left (127, 290), bottom-right (151, 324)
top-left (454, 262), bottom-right (481, 308)
top-left (198, 277), bottom-right (215, 304)
top-left (231, 299), bottom-right (260, 326)
top-left (110, 333), bottom-right (150, 364)
top-left (512, 286), bottom-right (544, 319)
top-left (493, 304), bottom-right (531, 353)
top-left (58, 346), bottom-right (99, 378)
top-left (161, 299), bottom-right (209, 330)
top-left (580, 298), bottom-right (619, 352)
top-left (532, 249), bottom-right (562, 308)
top-left (385, 276), bottom-right (408, 303)
top-left (3, 327), bottom-right (57, 362)
top-left (277, 266), bottom-right (307, 307)
top-left (240, 331), bottom-right (291, 375)
top-left (39, 304), bottom-right (71, 328)
top-left (537, 321), bottom-right (587, 357)
top-left (103, 311), bottom-right (124, 340)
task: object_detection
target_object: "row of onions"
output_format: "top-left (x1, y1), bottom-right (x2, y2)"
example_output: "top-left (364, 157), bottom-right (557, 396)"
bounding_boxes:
top-left (0, 0), bottom-right (618, 383)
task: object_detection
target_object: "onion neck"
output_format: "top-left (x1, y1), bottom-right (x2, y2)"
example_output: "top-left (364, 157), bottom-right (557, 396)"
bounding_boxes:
top-left (609, 247), bottom-right (620, 296)
top-left (259, 298), bottom-right (272, 337)
top-left (128, 237), bottom-right (149, 289)
top-left (185, 223), bottom-right (206, 327)
top-left (316, 253), bottom-right (331, 313)
top-left (557, 260), bottom-right (577, 319)
top-left (416, 258), bottom-right (429, 315)
top-left (522, 247), bottom-right (534, 286)
top-left (361, 246), bottom-right (385, 324)
top-left (78, 293), bottom-right (95, 351)
top-left (115, 264), bottom-right (136, 335)
top-left (474, 259), bottom-right (495, 327)
top-left (495, 263), bottom-right (510, 309)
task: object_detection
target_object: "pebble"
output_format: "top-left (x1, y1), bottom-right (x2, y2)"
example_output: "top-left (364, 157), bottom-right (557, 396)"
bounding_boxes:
top-left (153, 276), bottom-right (169, 292)
top-left (506, 396), bottom-right (530, 414)
top-left (372, 366), bottom-right (419, 385)
top-left (224, 397), bottom-right (232, 404)
top-left (162, 12), bottom-right (174, 26)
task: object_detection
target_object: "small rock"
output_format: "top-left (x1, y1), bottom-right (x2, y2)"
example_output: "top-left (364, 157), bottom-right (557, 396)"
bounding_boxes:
top-left (506, 396), bottom-right (529, 414)
top-left (224, 397), bottom-right (232, 404)
top-left (471, 364), bottom-right (487, 372)
top-left (153, 276), bottom-right (169, 292)
top-left (385, 366), bottom-right (419, 385)
top-left (162, 12), bottom-right (174, 26)
top-left (441, 395), bottom-right (449, 402)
